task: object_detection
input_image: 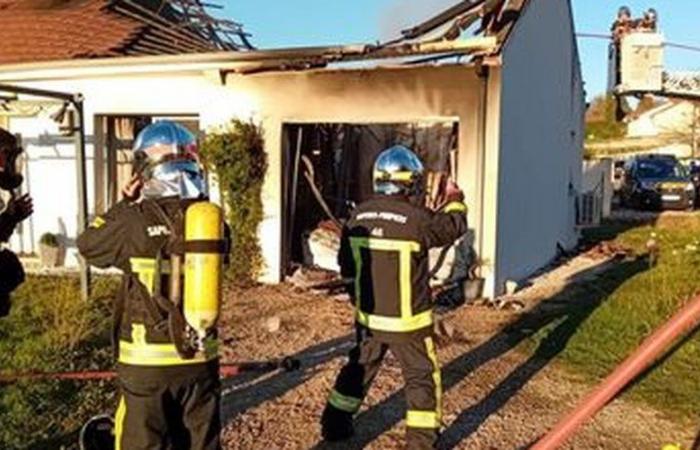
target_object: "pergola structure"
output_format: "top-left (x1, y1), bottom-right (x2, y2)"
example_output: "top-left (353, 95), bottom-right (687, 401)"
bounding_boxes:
top-left (0, 83), bottom-right (90, 301)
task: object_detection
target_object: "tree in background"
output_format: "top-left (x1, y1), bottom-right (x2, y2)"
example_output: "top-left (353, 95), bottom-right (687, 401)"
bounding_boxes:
top-left (585, 94), bottom-right (628, 142)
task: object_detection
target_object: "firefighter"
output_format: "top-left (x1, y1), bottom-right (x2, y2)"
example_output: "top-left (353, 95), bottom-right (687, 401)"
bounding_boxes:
top-left (0, 194), bottom-right (31, 317)
top-left (77, 120), bottom-right (227, 450)
top-left (320, 145), bottom-right (468, 449)
top-left (612, 6), bottom-right (634, 43)
top-left (0, 128), bottom-right (32, 317)
top-left (639, 8), bottom-right (658, 32)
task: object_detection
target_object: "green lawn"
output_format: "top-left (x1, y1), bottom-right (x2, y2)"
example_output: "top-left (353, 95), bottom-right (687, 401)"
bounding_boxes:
top-left (528, 214), bottom-right (700, 420)
top-left (0, 275), bottom-right (118, 450)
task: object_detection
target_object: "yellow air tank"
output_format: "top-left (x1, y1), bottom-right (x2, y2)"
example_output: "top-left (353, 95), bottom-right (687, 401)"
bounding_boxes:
top-left (184, 201), bottom-right (224, 337)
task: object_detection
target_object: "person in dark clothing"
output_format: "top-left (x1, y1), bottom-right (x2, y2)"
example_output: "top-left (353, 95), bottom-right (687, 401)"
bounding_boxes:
top-left (320, 145), bottom-right (468, 450)
top-left (78, 121), bottom-right (226, 450)
top-left (0, 128), bottom-right (32, 317)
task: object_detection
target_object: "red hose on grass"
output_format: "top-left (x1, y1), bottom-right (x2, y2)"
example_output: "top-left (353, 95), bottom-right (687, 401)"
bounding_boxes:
top-left (532, 294), bottom-right (700, 450)
top-left (0, 358), bottom-right (300, 384)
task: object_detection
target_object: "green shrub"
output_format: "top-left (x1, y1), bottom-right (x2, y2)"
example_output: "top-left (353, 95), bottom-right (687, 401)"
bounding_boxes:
top-left (0, 275), bottom-right (118, 449)
top-left (200, 119), bottom-right (267, 284)
top-left (585, 94), bottom-right (627, 142)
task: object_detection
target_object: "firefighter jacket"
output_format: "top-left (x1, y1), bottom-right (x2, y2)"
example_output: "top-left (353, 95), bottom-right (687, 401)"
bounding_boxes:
top-left (77, 197), bottom-right (227, 367)
top-left (338, 195), bottom-right (468, 339)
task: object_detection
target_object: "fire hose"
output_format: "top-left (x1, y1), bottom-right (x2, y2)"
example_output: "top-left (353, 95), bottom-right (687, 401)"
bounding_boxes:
top-left (0, 357), bottom-right (301, 385)
top-left (531, 294), bottom-right (700, 450)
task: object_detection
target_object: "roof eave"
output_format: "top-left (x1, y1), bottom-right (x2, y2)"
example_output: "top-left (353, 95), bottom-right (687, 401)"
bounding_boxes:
top-left (0, 37), bottom-right (499, 81)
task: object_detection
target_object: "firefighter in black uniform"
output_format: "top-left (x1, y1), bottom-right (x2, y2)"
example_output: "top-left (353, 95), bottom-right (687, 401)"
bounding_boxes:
top-left (0, 128), bottom-right (32, 317)
top-left (78, 121), bottom-right (226, 450)
top-left (320, 145), bottom-right (468, 449)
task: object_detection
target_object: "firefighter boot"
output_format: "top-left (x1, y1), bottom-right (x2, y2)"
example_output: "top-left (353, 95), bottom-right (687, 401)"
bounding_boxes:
top-left (320, 404), bottom-right (354, 441)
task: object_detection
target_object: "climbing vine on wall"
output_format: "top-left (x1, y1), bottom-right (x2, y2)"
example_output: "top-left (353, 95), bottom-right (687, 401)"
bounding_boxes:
top-left (200, 119), bottom-right (267, 283)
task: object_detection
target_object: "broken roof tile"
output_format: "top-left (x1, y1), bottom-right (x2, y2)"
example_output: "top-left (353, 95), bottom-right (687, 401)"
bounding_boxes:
top-left (0, 0), bottom-right (250, 65)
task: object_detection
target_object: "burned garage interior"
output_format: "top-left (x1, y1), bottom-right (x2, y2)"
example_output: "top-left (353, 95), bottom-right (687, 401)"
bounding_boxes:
top-left (282, 121), bottom-right (481, 305)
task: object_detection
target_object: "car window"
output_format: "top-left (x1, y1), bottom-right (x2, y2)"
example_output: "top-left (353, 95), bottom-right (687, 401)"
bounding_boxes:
top-left (636, 160), bottom-right (687, 179)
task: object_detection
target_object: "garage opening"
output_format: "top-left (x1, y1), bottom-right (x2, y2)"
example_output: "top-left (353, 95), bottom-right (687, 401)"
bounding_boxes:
top-left (281, 121), bottom-right (460, 277)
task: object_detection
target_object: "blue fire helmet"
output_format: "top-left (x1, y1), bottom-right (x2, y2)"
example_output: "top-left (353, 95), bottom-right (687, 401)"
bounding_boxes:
top-left (373, 145), bottom-right (425, 196)
top-left (132, 120), bottom-right (206, 199)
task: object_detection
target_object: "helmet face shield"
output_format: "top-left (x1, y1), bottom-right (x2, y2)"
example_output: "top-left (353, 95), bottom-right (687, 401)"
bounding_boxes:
top-left (141, 159), bottom-right (207, 200)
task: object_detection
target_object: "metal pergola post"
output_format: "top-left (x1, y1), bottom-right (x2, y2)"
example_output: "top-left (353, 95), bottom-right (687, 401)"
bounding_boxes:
top-left (0, 83), bottom-right (91, 300)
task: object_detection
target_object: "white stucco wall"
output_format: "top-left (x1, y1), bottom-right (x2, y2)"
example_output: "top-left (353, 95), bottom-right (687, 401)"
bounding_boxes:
top-left (7, 115), bottom-right (95, 265)
top-left (493, 0), bottom-right (584, 293)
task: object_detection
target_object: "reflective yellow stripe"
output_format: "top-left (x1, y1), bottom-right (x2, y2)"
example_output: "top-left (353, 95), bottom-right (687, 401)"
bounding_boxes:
top-left (118, 340), bottom-right (218, 366)
top-left (443, 201), bottom-right (467, 214)
top-left (90, 216), bottom-right (106, 228)
top-left (350, 237), bottom-right (426, 332)
top-left (356, 309), bottom-right (433, 332)
top-left (349, 237), bottom-right (421, 253)
top-left (406, 410), bottom-right (440, 429)
top-left (328, 389), bottom-right (362, 413)
top-left (425, 336), bottom-right (442, 423)
top-left (129, 258), bottom-right (173, 295)
top-left (114, 396), bottom-right (126, 450)
top-left (130, 258), bottom-right (155, 295)
top-left (374, 170), bottom-right (415, 182)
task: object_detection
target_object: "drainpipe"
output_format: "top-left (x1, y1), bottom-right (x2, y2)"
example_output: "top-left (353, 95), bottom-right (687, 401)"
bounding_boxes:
top-left (475, 59), bottom-right (489, 282)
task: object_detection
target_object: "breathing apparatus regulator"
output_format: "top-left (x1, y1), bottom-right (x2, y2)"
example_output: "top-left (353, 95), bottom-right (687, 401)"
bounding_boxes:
top-left (132, 120), bottom-right (225, 355)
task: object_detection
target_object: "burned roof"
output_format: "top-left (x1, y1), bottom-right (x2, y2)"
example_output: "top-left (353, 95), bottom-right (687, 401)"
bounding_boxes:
top-left (230, 0), bottom-right (531, 75)
top-left (0, 0), bottom-right (532, 75)
top-left (0, 0), bottom-right (253, 65)
top-left (395, 0), bottom-right (529, 52)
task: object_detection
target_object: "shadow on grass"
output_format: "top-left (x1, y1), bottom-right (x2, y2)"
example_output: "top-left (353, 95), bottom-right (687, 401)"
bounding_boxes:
top-left (311, 255), bottom-right (648, 450)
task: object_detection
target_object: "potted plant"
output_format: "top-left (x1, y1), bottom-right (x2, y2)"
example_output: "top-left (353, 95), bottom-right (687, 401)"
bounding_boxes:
top-left (39, 232), bottom-right (65, 268)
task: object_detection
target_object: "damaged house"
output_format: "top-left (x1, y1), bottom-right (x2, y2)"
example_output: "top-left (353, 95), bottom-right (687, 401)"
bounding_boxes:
top-left (0, 0), bottom-right (584, 298)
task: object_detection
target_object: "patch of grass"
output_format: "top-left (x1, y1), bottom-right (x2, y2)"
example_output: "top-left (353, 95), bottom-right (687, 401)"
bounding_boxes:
top-left (529, 215), bottom-right (700, 420)
top-left (0, 275), bottom-right (118, 449)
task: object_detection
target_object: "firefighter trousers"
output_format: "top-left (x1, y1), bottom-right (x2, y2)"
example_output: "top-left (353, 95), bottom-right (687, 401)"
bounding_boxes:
top-left (114, 361), bottom-right (221, 450)
top-left (326, 330), bottom-right (442, 450)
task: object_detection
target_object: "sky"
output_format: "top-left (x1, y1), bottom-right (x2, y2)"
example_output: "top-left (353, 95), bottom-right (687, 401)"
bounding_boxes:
top-left (222, 0), bottom-right (700, 100)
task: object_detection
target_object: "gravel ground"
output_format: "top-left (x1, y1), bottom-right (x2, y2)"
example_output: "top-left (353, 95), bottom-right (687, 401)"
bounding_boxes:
top-left (216, 256), bottom-right (696, 450)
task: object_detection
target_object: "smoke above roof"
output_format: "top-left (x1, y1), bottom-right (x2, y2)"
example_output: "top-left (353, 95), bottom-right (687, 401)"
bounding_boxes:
top-left (378, 0), bottom-right (461, 41)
